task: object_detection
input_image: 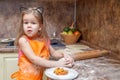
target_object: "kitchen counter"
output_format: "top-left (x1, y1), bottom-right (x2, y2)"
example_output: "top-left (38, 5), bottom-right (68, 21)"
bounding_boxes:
top-left (50, 43), bottom-right (120, 80)
top-left (73, 57), bottom-right (120, 80)
top-left (0, 45), bottom-right (18, 53)
top-left (0, 42), bottom-right (120, 80)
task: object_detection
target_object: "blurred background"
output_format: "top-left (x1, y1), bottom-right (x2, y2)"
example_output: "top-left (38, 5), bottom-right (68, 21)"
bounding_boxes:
top-left (0, 0), bottom-right (120, 57)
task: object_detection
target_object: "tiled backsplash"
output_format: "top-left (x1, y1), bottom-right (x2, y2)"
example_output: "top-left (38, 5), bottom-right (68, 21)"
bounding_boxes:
top-left (0, 0), bottom-right (120, 56)
top-left (0, 0), bottom-right (75, 39)
top-left (77, 0), bottom-right (120, 55)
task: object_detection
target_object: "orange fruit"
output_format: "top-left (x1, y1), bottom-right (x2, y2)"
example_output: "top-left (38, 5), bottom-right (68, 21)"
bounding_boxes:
top-left (74, 31), bottom-right (80, 35)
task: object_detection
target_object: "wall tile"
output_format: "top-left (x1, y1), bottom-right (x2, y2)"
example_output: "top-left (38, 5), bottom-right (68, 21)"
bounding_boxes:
top-left (0, 0), bottom-right (75, 39)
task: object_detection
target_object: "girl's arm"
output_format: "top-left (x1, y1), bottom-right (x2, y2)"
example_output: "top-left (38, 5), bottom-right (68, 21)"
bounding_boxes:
top-left (49, 45), bottom-right (64, 59)
top-left (49, 45), bottom-right (74, 64)
top-left (18, 37), bottom-right (71, 68)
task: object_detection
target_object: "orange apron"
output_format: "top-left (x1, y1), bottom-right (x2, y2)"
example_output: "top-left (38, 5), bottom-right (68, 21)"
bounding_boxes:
top-left (11, 39), bottom-right (50, 80)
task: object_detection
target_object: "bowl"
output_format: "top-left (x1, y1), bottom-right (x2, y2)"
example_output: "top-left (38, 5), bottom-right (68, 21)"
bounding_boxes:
top-left (60, 33), bottom-right (81, 45)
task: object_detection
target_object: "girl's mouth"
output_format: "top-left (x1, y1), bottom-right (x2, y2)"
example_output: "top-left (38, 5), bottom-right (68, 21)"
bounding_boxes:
top-left (27, 30), bottom-right (32, 33)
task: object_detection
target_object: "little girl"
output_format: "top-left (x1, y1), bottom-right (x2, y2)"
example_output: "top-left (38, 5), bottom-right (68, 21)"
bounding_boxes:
top-left (11, 7), bottom-right (74, 80)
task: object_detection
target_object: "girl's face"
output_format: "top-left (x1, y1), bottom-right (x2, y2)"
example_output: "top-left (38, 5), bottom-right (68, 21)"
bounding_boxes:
top-left (23, 13), bottom-right (41, 38)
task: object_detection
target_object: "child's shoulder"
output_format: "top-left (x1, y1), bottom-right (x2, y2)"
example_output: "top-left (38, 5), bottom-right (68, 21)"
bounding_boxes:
top-left (18, 36), bottom-right (28, 44)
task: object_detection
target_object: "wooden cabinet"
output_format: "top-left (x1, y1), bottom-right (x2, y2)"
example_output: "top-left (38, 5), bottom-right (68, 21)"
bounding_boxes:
top-left (0, 53), bottom-right (18, 80)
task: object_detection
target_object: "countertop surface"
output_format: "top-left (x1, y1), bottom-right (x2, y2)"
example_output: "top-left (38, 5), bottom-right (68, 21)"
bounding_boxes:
top-left (73, 56), bottom-right (120, 80)
top-left (0, 44), bottom-right (18, 53)
top-left (0, 42), bottom-right (120, 80)
top-left (50, 43), bottom-right (120, 80)
top-left (53, 43), bottom-right (120, 80)
top-left (0, 42), bottom-right (91, 53)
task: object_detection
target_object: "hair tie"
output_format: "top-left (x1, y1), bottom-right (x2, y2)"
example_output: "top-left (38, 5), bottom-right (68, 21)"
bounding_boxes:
top-left (19, 7), bottom-right (44, 14)
top-left (19, 7), bottom-right (27, 12)
top-left (36, 7), bottom-right (44, 14)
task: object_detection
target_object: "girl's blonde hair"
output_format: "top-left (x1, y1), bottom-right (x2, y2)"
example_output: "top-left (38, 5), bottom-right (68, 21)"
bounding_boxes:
top-left (15, 7), bottom-right (49, 46)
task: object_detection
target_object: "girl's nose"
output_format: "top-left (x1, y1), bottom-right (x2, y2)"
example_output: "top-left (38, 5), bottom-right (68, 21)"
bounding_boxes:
top-left (27, 23), bottom-right (31, 28)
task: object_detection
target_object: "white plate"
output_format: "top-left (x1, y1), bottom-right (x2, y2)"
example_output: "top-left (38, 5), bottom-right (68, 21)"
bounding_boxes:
top-left (45, 67), bottom-right (78, 80)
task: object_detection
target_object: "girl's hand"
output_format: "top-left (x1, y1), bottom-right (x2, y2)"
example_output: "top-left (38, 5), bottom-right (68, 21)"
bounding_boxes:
top-left (63, 54), bottom-right (74, 65)
top-left (56, 58), bottom-right (73, 68)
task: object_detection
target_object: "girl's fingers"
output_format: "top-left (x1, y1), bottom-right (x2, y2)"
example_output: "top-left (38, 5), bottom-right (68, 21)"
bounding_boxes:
top-left (65, 63), bottom-right (73, 67)
top-left (65, 57), bottom-right (74, 63)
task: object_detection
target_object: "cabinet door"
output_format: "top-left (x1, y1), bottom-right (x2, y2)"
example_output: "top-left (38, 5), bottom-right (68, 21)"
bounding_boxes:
top-left (0, 54), bottom-right (3, 80)
top-left (3, 56), bottom-right (18, 80)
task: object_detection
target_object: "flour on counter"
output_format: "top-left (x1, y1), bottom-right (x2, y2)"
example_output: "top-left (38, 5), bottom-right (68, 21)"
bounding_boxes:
top-left (57, 44), bottom-right (91, 55)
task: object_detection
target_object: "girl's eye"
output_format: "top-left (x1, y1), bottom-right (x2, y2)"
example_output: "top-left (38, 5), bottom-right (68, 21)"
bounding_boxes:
top-left (32, 22), bottom-right (36, 24)
top-left (23, 22), bottom-right (28, 24)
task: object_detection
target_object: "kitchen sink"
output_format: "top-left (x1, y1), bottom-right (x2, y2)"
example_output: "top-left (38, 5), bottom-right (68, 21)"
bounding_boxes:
top-left (50, 39), bottom-right (66, 49)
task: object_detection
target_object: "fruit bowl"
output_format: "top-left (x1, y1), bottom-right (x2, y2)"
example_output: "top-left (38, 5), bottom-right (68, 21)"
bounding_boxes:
top-left (61, 32), bottom-right (81, 45)
top-left (61, 26), bottom-right (81, 44)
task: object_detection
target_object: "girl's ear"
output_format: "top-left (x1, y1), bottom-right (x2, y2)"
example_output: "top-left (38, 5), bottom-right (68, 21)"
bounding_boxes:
top-left (39, 27), bottom-right (41, 31)
top-left (39, 25), bottom-right (42, 31)
top-left (39, 23), bottom-right (43, 31)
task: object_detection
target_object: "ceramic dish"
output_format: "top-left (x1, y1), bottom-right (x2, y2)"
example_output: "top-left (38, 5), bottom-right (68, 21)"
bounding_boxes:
top-left (0, 38), bottom-right (15, 44)
top-left (45, 67), bottom-right (78, 80)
